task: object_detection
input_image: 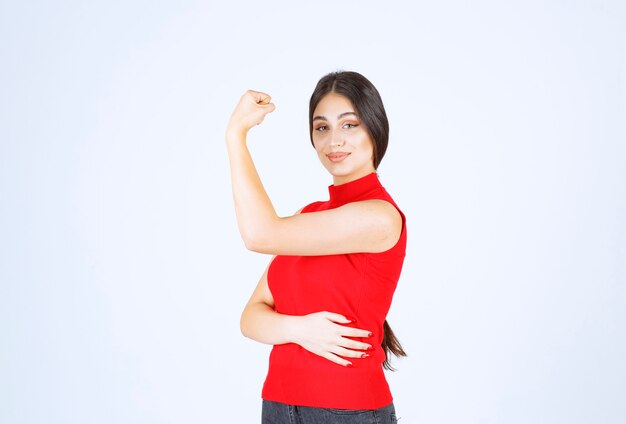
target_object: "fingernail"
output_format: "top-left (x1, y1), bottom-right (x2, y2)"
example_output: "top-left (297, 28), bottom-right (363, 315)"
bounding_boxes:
top-left (345, 363), bottom-right (353, 367)
top-left (366, 345), bottom-right (373, 351)
top-left (368, 332), bottom-right (373, 337)
top-left (361, 353), bottom-right (370, 358)
top-left (346, 317), bottom-right (356, 323)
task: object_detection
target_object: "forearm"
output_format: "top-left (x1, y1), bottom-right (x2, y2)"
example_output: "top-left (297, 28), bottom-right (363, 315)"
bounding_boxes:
top-left (240, 301), bottom-right (299, 346)
top-left (241, 305), bottom-right (374, 367)
top-left (226, 130), bottom-right (279, 249)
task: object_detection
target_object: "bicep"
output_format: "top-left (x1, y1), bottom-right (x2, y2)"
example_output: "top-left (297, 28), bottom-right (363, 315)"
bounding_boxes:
top-left (250, 200), bottom-right (402, 256)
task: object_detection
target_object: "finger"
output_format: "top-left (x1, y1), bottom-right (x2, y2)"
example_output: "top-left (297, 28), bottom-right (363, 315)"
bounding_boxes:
top-left (252, 91), bottom-right (271, 105)
top-left (330, 346), bottom-right (371, 359)
top-left (338, 338), bottom-right (372, 351)
top-left (242, 90), bottom-right (272, 108)
top-left (323, 312), bottom-right (353, 324)
top-left (321, 352), bottom-right (353, 367)
top-left (255, 108), bottom-right (274, 125)
top-left (341, 327), bottom-right (373, 339)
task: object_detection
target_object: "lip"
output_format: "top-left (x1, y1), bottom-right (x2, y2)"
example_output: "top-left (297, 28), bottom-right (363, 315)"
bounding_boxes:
top-left (327, 152), bottom-right (350, 162)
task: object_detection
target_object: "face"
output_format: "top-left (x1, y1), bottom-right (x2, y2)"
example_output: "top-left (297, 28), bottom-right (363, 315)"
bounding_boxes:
top-left (311, 93), bottom-right (375, 185)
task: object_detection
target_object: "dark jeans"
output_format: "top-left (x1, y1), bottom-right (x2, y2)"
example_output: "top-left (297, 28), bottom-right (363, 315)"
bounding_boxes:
top-left (262, 400), bottom-right (398, 424)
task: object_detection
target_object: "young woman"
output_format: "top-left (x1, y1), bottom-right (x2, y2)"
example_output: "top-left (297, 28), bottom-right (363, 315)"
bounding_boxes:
top-left (226, 71), bottom-right (407, 423)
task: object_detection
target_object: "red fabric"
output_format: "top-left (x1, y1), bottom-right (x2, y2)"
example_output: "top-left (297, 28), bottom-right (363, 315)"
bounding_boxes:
top-left (262, 172), bottom-right (407, 409)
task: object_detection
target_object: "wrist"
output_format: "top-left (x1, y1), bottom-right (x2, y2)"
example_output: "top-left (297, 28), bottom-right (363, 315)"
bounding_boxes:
top-left (225, 125), bottom-right (248, 145)
top-left (282, 315), bottom-right (302, 345)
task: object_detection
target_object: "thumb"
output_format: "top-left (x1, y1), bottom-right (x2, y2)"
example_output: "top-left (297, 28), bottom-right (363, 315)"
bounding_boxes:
top-left (263, 102), bottom-right (276, 113)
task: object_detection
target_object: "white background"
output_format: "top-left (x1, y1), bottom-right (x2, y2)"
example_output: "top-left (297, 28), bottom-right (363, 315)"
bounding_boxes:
top-left (1, 1), bottom-right (625, 422)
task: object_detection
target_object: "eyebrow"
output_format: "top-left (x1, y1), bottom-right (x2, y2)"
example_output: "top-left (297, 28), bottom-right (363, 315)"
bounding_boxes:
top-left (312, 112), bottom-right (359, 121)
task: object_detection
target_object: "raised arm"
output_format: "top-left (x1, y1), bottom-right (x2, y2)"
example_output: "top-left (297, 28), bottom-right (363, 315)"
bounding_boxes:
top-left (240, 261), bottom-right (373, 367)
top-left (226, 90), bottom-right (401, 256)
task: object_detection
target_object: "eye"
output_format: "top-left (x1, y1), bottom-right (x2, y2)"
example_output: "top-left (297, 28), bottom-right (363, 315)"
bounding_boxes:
top-left (315, 125), bottom-right (327, 132)
top-left (343, 123), bottom-right (359, 129)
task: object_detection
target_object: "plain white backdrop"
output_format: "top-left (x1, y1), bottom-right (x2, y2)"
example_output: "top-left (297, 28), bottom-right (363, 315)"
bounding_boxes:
top-left (1, 1), bottom-right (625, 422)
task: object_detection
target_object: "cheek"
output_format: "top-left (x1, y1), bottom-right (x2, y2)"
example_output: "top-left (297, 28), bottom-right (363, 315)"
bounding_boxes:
top-left (355, 133), bottom-right (374, 154)
top-left (312, 133), bottom-right (328, 150)
top-left (311, 140), bottom-right (324, 157)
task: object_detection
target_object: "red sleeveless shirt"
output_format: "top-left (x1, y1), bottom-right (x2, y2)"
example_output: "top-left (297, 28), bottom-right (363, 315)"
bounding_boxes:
top-left (262, 172), bottom-right (407, 409)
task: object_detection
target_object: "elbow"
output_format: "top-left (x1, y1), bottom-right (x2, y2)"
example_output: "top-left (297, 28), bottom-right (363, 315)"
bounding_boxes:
top-left (240, 310), bottom-right (252, 339)
top-left (239, 224), bottom-right (258, 252)
top-left (240, 304), bottom-right (260, 340)
top-left (239, 216), bottom-right (281, 253)
top-left (242, 234), bottom-right (263, 253)
top-left (241, 227), bottom-right (273, 254)
top-left (242, 235), bottom-right (264, 253)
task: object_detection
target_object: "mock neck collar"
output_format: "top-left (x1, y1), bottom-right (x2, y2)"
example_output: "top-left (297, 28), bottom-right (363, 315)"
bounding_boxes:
top-left (328, 172), bottom-right (382, 205)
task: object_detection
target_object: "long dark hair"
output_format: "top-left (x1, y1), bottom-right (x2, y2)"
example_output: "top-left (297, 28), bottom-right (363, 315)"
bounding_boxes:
top-left (309, 71), bottom-right (407, 370)
top-left (382, 320), bottom-right (407, 371)
top-left (309, 71), bottom-right (390, 169)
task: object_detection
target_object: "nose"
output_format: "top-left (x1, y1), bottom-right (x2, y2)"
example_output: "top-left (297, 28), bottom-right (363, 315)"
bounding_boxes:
top-left (330, 130), bottom-right (345, 148)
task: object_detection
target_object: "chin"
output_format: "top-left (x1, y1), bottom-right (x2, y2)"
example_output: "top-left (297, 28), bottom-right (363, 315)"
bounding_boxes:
top-left (323, 165), bottom-right (351, 178)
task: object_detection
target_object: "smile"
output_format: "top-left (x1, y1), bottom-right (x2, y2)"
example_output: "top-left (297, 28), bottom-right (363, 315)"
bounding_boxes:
top-left (326, 152), bottom-right (351, 162)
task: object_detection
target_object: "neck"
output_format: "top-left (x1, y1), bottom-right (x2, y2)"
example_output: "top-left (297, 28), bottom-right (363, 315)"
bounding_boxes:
top-left (332, 167), bottom-right (376, 186)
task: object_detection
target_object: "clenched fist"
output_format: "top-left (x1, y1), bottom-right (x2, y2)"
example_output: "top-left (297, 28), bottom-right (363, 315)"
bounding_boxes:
top-left (226, 90), bottom-right (276, 140)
